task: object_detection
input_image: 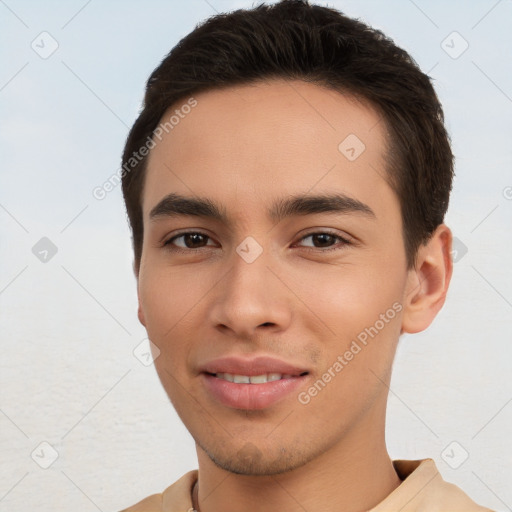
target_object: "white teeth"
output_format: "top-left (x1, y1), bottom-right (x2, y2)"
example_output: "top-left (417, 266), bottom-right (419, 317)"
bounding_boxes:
top-left (249, 374), bottom-right (268, 384)
top-left (233, 374), bottom-right (250, 384)
top-left (216, 373), bottom-right (285, 383)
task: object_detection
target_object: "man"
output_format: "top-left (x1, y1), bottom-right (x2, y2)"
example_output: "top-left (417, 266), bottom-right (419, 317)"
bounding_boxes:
top-left (119, 1), bottom-right (494, 510)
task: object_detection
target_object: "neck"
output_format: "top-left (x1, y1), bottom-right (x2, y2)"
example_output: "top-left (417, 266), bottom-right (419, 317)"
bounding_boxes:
top-left (193, 405), bottom-right (401, 512)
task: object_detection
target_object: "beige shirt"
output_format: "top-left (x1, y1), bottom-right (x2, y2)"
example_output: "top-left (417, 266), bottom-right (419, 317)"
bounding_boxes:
top-left (120, 458), bottom-right (494, 512)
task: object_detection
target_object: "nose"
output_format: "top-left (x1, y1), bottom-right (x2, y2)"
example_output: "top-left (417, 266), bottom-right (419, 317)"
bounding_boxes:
top-left (208, 246), bottom-right (292, 339)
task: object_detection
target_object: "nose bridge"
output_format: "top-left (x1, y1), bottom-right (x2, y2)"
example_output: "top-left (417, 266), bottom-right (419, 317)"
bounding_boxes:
top-left (229, 240), bottom-right (272, 298)
top-left (209, 237), bottom-right (290, 335)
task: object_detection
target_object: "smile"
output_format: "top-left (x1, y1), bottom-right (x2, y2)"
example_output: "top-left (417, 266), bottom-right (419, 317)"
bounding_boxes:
top-left (202, 371), bottom-right (309, 410)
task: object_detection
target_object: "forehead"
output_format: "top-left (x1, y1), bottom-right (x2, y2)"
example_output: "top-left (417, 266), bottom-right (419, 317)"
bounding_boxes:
top-left (142, 79), bottom-right (394, 225)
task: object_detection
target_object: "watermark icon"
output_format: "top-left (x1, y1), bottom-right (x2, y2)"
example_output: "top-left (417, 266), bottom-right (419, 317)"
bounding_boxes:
top-left (92, 97), bottom-right (197, 200)
top-left (237, 442), bottom-right (263, 465)
top-left (133, 338), bottom-right (160, 366)
top-left (441, 441), bottom-right (469, 469)
top-left (31, 441), bottom-right (59, 469)
top-left (441, 31), bottom-right (469, 60)
top-left (338, 134), bottom-right (366, 161)
top-left (451, 237), bottom-right (468, 263)
top-left (236, 236), bottom-right (263, 263)
top-left (298, 301), bottom-right (403, 405)
top-left (32, 237), bottom-right (58, 263)
top-left (31, 31), bottom-right (59, 59)
top-left (503, 186), bottom-right (512, 200)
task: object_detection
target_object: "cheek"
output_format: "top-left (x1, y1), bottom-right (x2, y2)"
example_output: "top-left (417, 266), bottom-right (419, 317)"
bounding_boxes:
top-left (297, 282), bottom-right (403, 418)
top-left (138, 264), bottom-right (203, 336)
top-left (138, 276), bottom-right (186, 382)
top-left (138, 265), bottom-right (213, 380)
top-left (295, 259), bottom-right (405, 400)
top-left (291, 259), bottom-right (405, 337)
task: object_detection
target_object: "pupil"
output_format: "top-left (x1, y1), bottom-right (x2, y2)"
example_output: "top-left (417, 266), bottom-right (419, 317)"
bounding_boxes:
top-left (186, 233), bottom-right (205, 248)
top-left (315, 234), bottom-right (333, 247)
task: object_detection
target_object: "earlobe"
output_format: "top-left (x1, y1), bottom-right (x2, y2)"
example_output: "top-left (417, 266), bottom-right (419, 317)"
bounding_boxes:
top-left (137, 299), bottom-right (147, 327)
top-left (135, 262), bottom-right (146, 328)
top-left (401, 224), bottom-right (453, 334)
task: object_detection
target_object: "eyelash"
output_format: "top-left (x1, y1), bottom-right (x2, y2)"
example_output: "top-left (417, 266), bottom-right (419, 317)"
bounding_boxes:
top-left (162, 230), bottom-right (352, 254)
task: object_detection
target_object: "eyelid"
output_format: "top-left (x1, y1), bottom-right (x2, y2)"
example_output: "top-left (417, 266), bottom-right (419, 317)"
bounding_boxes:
top-left (296, 228), bottom-right (353, 242)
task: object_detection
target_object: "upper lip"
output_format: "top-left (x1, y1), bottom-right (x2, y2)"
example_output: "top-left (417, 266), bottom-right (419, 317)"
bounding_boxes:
top-left (200, 355), bottom-right (309, 376)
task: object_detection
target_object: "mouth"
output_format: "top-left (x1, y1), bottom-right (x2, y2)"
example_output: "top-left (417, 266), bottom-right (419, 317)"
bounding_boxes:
top-left (199, 356), bottom-right (310, 410)
top-left (200, 364), bottom-right (310, 411)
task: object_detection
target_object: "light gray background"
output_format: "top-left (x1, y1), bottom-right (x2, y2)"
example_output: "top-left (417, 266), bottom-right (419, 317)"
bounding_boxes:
top-left (1, 0), bottom-right (511, 511)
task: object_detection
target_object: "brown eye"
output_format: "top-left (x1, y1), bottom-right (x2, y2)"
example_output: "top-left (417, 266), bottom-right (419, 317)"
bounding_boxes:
top-left (297, 231), bottom-right (351, 251)
top-left (164, 232), bottom-right (214, 250)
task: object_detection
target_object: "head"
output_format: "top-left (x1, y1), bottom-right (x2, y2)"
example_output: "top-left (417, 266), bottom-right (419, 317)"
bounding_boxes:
top-left (122, 0), bottom-right (454, 476)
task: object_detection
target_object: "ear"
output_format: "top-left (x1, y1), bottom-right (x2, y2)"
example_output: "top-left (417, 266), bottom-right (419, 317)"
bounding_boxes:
top-left (137, 297), bottom-right (147, 327)
top-left (134, 260), bottom-right (147, 328)
top-left (401, 224), bottom-right (453, 334)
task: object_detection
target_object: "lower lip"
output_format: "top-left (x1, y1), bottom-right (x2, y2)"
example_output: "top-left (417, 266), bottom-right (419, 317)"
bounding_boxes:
top-left (201, 373), bottom-right (308, 410)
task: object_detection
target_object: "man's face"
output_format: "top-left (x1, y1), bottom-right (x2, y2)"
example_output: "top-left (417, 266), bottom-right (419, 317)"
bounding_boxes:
top-left (137, 79), bottom-right (412, 475)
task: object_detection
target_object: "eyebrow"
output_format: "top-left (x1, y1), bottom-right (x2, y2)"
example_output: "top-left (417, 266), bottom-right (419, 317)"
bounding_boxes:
top-left (148, 192), bottom-right (375, 224)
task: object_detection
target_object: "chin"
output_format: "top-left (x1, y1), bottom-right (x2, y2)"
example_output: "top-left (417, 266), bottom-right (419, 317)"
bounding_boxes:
top-left (197, 438), bottom-right (315, 476)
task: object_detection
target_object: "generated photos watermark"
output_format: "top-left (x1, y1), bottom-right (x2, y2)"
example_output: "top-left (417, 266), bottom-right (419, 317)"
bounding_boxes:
top-left (92, 96), bottom-right (198, 201)
top-left (298, 301), bottom-right (403, 405)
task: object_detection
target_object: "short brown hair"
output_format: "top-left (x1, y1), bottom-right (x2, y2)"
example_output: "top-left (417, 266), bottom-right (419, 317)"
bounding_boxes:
top-left (121, 0), bottom-right (454, 270)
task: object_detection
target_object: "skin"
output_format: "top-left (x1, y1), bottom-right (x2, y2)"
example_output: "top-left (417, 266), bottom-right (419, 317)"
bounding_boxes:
top-left (136, 79), bottom-right (453, 512)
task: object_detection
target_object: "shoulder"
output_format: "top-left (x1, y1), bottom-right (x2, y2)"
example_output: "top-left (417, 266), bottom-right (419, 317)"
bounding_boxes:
top-left (380, 459), bottom-right (495, 512)
top-left (118, 470), bottom-right (198, 512)
top-left (429, 477), bottom-right (495, 512)
top-left (119, 493), bottom-right (163, 512)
